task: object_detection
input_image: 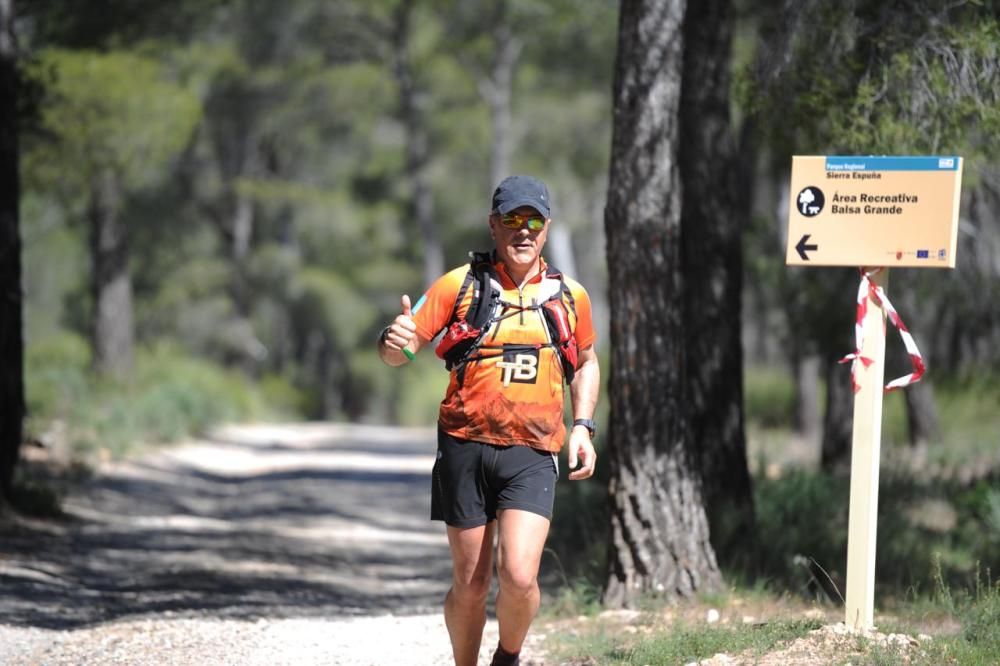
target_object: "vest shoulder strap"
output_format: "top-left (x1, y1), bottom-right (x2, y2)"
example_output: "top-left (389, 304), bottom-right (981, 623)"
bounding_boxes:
top-left (463, 251), bottom-right (498, 330)
top-left (543, 263), bottom-right (577, 316)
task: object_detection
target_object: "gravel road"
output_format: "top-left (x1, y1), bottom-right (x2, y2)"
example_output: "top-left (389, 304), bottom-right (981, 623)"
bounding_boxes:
top-left (0, 423), bottom-right (545, 665)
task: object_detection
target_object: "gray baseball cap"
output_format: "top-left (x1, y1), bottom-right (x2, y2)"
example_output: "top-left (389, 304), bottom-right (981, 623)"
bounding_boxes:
top-left (491, 175), bottom-right (551, 218)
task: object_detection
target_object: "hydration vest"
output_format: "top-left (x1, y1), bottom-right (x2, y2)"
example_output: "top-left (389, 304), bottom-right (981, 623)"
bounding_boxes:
top-left (434, 251), bottom-right (580, 386)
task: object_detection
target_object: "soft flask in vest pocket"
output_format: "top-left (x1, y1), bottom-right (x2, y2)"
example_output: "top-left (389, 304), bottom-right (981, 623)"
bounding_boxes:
top-left (435, 320), bottom-right (481, 361)
top-left (542, 299), bottom-right (578, 382)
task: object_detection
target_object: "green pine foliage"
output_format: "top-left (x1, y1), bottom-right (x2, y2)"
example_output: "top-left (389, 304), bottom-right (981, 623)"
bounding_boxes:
top-left (24, 48), bottom-right (201, 194)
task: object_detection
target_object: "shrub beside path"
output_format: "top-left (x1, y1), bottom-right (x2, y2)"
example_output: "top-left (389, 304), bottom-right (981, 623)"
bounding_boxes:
top-left (0, 423), bottom-right (547, 665)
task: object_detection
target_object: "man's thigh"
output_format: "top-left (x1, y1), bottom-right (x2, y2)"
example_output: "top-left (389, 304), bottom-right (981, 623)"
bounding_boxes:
top-left (447, 522), bottom-right (496, 586)
top-left (495, 508), bottom-right (550, 581)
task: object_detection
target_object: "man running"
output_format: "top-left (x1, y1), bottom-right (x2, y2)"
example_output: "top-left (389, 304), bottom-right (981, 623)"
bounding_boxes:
top-left (377, 175), bottom-right (600, 666)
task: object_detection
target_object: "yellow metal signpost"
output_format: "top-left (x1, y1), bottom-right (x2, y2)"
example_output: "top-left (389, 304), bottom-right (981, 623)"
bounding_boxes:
top-left (785, 155), bottom-right (963, 630)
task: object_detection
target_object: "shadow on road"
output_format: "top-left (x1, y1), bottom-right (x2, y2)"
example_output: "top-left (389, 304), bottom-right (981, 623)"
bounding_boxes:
top-left (0, 423), bottom-right (452, 630)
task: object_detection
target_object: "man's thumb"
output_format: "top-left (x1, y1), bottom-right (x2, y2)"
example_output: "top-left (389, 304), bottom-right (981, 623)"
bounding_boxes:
top-left (401, 294), bottom-right (412, 317)
top-left (568, 444), bottom-right (578, 469)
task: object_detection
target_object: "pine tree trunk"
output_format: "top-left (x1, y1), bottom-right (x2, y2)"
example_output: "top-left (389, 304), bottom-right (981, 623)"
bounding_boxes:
top-left (803, 269), bottom-right (856, 472)
top-left (604, 0), bottom-right (722, 607)
top-left (0, 0), bottom-right (23, 500)
top-left (794, 354), bottom-right (822, 444)
top-left (904, 379), bottom-right (940, 451)
top-left (231, 189), bottom-right (254, 317)
top-left (820, 350), bottom-right (853, 471)
top-left (678, 0), bottom-right (755, 565)
top-left (392, 0), bottom-right (443, 289)
top-left (482, 0), bottom-right (519, 191)
top-left (89, 168), bottom-right (134, 378)
top-left (895, 287), bottom-right (940, 450)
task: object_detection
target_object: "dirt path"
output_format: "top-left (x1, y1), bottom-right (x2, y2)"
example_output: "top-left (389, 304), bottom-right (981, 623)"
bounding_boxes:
top-left (0, 423), bottom-right (544, 665)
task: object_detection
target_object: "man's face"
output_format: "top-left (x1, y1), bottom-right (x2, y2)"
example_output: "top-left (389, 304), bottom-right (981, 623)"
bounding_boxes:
top-left (489, 205), bottom-right (549, 271)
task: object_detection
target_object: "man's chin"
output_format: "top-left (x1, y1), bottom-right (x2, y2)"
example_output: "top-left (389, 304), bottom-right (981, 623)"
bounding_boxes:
top-left (504, 252), bottom-right (534, 267)
top-left (506, 246), bottom-right (534, 258)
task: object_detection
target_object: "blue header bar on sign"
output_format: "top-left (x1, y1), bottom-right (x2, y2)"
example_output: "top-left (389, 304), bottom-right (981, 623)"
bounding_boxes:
top-left (825, 156), bottom-right (960, 171)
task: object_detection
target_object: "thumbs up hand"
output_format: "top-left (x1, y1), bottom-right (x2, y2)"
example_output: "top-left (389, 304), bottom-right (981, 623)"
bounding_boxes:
top-left (381, 294), bottom-right (418, 360)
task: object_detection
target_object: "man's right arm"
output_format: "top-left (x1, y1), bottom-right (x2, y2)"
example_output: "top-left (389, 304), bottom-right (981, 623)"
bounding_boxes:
top-left (378, 265), bottom-right (465, 367)
top-left (377, 294), bottom-right (427, 367)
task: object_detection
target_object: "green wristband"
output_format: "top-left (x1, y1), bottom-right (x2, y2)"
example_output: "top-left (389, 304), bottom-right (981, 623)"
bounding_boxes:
top-left (381, 325), bottom-right (415, 361)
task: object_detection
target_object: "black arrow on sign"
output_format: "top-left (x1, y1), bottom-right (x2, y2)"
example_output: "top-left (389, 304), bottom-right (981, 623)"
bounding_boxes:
top-left (796, 234), bottom-right (818, 260)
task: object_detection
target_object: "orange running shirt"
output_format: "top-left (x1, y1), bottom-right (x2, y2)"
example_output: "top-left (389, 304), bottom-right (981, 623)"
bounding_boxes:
top-left (412, 255), bottom-right (596, 453)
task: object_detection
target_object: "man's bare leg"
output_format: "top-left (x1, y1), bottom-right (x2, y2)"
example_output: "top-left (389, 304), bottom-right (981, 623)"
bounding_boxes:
top-left (494, 509), bottom-right (550, 655)
top-left (444, 522), bottom-right (495, 666)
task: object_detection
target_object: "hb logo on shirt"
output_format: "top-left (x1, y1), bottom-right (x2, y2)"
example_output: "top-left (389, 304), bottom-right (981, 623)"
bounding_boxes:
top-left (497, 349), bottom-right (539, 386)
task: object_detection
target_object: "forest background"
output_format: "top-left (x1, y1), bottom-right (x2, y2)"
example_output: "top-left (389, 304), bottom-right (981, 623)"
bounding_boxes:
top-left (4, 0), bottom-right (1000, 642)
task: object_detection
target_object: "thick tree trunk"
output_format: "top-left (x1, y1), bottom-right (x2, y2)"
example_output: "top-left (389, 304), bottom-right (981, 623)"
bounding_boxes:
top-left (392, 0), bottom-right (443, 289)
top-left (603, 0), bottom-right (722, 608)
top-left (678, 0), bottom-right (755, 566)
top-left (0, 0), bottom-right (23, 500)
top-left (89, 168), bottom-right (134, 378)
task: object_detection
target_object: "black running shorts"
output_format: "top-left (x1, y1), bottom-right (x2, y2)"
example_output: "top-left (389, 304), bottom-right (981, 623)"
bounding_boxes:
top-left (431, 429), bottom-right (559, 528)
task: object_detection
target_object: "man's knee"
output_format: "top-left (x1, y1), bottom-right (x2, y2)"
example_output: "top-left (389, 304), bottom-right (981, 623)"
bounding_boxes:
top-left (497, 561), bottom-right (538, 597)
top-left (452, 567), bottom-right (492, 604)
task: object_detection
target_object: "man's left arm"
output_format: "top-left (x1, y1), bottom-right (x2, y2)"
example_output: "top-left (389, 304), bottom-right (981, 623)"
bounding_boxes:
top-left (567, 345), bottom-right (600, 480)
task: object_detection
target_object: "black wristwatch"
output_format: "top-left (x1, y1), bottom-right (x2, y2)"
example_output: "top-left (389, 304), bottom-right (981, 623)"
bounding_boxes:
top-left (573, 418), bottom-right (596, 437)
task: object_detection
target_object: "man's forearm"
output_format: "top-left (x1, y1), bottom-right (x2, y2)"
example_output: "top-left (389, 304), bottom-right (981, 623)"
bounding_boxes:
top-left (570, 351), bottom-right (600, 420)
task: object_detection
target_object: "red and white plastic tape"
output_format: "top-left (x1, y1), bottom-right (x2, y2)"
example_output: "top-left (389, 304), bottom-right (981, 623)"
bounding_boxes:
top-left (839, 268), bottom-right (926, 393)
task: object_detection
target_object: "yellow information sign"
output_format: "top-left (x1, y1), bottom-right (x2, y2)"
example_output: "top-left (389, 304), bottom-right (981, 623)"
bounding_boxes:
top-left (785, 156), bottom-right (962, 267)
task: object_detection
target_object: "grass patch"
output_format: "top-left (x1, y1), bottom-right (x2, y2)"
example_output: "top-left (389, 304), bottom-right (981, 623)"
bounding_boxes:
top-left (923, 565), bottom-right (1000, 665)
top-left (549, 617), bottom-right (822, 665)
top-left (542, 576), bottom-right (605, 619)
top-left (873, 568), bottom-right (1000, 665)
top-left (627, 620), bottom-right (822, 664)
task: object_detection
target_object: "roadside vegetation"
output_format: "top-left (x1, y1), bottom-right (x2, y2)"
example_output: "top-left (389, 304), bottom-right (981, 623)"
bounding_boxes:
top-left (25, 332), bottom-right (301, 460)
top-left (9, 331), bottom-right (303, 516)
top-left (542, 577), bottom-right (1000, 664)
top-left (542, 366), bottom-right (1000, 664)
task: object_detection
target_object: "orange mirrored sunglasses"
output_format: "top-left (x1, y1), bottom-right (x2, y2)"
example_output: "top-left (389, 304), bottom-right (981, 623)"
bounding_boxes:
top-left (498, 213), bottom-right (547, 231)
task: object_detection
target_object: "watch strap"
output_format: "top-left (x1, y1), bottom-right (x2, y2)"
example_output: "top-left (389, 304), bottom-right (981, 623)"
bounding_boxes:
top-left (573, 418), bottom-right (596, 437)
